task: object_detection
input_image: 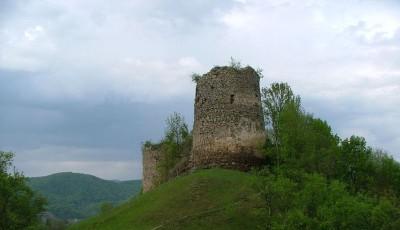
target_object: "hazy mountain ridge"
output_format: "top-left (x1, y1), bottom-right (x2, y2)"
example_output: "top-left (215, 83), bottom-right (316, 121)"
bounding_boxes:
top-left (27, 172), bottom-right (141, 220)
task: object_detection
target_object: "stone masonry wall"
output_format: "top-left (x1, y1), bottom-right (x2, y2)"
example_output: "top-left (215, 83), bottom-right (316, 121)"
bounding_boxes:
top-left (191, 66), bottom-right (266, 170)
top-left (142, 146), bottom-right (163, 192)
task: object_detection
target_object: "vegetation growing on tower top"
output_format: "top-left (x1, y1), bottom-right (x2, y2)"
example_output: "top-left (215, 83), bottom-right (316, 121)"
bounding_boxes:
top-left (191, 58), bottom-right (263, 83)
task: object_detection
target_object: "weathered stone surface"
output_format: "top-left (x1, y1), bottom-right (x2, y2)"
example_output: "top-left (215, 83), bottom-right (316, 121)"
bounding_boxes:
top-left (142, 65), bottom-right (267, 192)
top-left (191, 66), bottom-right (266, 170)
top-left (142, 146), bottom-right (163, 192)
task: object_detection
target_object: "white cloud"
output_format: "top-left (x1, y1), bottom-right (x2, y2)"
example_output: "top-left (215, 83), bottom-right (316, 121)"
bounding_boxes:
top-left (0, 22), bottom-right (56, 71)
top-left (24, 25), bottom-right (44, 41)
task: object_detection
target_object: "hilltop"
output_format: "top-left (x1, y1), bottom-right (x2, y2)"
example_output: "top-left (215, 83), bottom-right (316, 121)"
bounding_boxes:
top-left (70, 169), bottom-right (266, 230)
top-left (27, 172), bottom-right (141, 220)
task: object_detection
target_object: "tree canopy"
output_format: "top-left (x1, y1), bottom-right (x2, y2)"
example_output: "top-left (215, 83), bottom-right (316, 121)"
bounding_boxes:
top-left (0, 151), bottom-right (46, 230)
top-left (258, 82), bottom-right (400, 229)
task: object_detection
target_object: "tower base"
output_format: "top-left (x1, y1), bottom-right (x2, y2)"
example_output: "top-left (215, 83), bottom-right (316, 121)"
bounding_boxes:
top-left (190, 149), bottom-right (265, 171)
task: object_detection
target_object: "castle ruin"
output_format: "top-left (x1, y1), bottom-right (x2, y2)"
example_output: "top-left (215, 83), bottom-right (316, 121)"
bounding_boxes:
top-left (142, 65), bottom-right (266, 191)
top-left (191, 66), bottom-right (266, 170)
top-left (142, 146), bottom-right (164, 192)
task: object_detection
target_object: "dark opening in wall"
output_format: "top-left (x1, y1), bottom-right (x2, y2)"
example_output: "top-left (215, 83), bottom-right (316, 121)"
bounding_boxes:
top-left (255, 94), bottom-right (258, 98)
top-left (230, 94), bottom-right (235, 104)
top-left (196, 96), bottom-right (200, 103)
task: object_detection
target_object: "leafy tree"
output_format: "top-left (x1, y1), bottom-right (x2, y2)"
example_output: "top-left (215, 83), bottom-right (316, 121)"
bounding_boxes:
top-left (370, 149), bottom-right (400, 196)
top-left (0, 151), bottom-right (46, 230)
top-left (157, 112), bottom-right (192, 181)
top-left (337, 136), bottom-right (374, 193)
top-left (278, 104), bottom-right (340, 177)
top-left (276, 100), bottom-right (305, 163)
top-left (165, 112), bottom-right (189, 147)
top-left (261, 83), bottom-right (300, 168)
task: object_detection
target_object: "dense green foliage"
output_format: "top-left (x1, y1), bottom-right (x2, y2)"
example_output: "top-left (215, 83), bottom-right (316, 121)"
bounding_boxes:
top-left (69, 169), bottom-right (266, 230)
top-left (261, 82), bottom-right (301, 168)
top-left (255, 168), bottom-right (400, 229)
top-left (261, 83), bottom-right (400, 197)
top-left (27, 172), bottom-right (141, 220)
top-left (0, 151), bottom-right (46, 230)
top-left (259, 82), bottom-right (400, 228)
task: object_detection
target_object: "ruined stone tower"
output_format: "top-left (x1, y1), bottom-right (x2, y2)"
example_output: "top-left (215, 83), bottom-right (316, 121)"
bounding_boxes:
top-left (142, 146), bottom-right (163, 192)
top-left (191, 66), bottom-right (266, 170)
top-left (142, 65), bottom-right (266, 192)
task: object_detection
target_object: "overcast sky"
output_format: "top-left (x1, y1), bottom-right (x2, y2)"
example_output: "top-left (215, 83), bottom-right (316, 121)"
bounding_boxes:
top-left (1, 0), bottom-right (399, 180)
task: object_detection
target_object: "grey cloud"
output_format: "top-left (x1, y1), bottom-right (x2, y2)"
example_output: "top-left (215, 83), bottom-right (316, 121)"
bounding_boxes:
top-left (0, 0), bottom-right (16, 21)
top-left (1, 89), bottom-right (194, 153)
top-left (1, 91), bottom-right (194, 179)
top-left (1, 70), bottom-right (194, 179)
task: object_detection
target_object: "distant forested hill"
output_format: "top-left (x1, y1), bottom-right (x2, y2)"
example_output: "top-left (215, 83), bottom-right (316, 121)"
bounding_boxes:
top-left (27, 172), bottom-right (141, 220)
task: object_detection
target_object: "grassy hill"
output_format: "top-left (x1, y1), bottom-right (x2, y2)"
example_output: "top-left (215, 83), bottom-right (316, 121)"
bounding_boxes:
top-left (27, 172), bottom-right (141, 220)
top-left (69, 169), bottom-right (266, 230)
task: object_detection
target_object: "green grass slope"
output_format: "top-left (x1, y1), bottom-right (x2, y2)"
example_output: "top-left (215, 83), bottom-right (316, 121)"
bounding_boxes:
top-left (27, 172), bottom-right (141, 220)
top-left (70, 169), bottom-right (266, 230)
